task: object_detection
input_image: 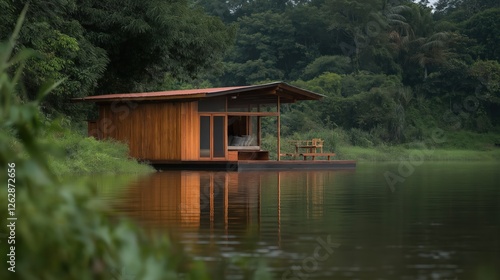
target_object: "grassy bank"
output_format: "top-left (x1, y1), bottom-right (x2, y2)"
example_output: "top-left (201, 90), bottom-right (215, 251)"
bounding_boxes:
top-left (334, 146), bottom-right (500, 161)
top-left (262, 128), bottom-right (500, 161)
top-left (45, 130), bottom-right (155, 176)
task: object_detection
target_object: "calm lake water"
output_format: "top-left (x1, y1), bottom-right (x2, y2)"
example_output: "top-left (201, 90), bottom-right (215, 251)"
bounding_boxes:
top-left (98, 162), bottom-right (500, 279)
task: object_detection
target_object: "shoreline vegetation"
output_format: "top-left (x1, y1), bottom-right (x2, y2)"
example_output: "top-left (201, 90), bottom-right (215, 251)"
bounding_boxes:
top-left (2, 0), bottom-right (498, 171)
top-left (335, 146), bottom-right (500, 162)
top-left (46, 128), bottom-right (155, 176)
top-left (46, 126), bottom-right (500, 175)
top-left (49, 124), bottom-right (499, 172)
top-left (263, 128), bottom-right (500, 162)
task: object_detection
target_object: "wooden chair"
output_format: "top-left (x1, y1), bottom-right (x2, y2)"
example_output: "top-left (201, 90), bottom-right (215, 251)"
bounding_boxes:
top-left (312, 138), bottom-right (324, 153)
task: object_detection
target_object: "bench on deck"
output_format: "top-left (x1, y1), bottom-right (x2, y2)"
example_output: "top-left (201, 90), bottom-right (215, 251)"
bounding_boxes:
top-left (299, 153), bottom-right (336, 160)
top-left (281, 138), bottom-right (333, 160)
top-left (228, 146), bottom-right (269, 160)
top-left (280, 153), bottom-right (296, 157)
top-left (237, 150), bottom-right (269, 160)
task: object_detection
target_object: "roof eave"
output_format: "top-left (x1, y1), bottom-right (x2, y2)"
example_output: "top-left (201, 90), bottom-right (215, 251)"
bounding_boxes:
top-left (279, 82), bottom-right (325, 100)
top-left (71, 81), bottom-right (324, 103)
top-left (73, 93), bottom-right (207, 103)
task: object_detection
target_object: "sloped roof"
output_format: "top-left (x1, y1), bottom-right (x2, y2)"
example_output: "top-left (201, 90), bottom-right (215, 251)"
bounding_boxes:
top-left (73, 82), bottom-right (324, 103)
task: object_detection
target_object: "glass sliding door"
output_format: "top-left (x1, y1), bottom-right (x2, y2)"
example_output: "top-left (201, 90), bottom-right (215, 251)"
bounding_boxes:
top-left (213, 116), bottom-right (225, 158)
top-left (199, 116), bottom-right (211, 158)
top-left (199, 115), bottom-right (226, 159)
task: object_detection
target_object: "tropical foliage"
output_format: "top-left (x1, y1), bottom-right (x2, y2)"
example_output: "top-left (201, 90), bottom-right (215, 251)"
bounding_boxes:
top-left (197, 0), bottom-right (500, 144)
top-left (1, 0), bottom-right (499, 278)
top-left (1, 0), bottom-right (499, 145)
top-left (0, 0), bottom-right (234, 117)
top-left (0, 9), bottom-right (268, 280)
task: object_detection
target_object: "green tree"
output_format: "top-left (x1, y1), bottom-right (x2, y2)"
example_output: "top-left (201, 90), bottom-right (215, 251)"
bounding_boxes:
top-left (286, 3), bottom-right (336, 75)
top-left (470, 60), bottom-right (500, 104)
top-left (283, 73), bottom-right (342, 134)
top-left (390, 3), bottom-right (456, 85)
top-left (470, 60), bottom-right (500, 127)
top-left (411, 32), bottom-right (452, 79)
top-left (0, 0), bottom-right (107, 117)
top-left (463, 8), bottom-right (500, 61)
top-left (0, 0), bottom-right (235, 118)
top-left (322, 0), bottom-right (383, 70)
top-left (76, 0), bottom-right (235, 94)
top-left (302, 55), bottom-right (353, 79)
top-left (219, 11), bottom-right (303, 85)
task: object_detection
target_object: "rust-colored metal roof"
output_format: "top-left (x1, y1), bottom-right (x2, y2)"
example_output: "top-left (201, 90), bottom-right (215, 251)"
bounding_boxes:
top-left (73, 82), bottom-right (324, 102)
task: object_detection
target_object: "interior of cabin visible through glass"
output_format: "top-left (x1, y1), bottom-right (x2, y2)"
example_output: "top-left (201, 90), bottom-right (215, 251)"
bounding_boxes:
top-left (198, 95), bottom-right (277, 159)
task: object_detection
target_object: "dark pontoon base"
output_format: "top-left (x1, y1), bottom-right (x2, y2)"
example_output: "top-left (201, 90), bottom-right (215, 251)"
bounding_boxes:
top-left (149, 160), bottom-right (356, 171)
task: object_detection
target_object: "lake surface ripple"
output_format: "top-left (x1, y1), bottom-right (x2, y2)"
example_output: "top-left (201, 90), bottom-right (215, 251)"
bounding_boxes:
top-left (98, 162), bottom-right (500, 279)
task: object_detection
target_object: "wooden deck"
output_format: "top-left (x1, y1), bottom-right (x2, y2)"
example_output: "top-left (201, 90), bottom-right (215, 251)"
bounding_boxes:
top-left (149, 160), bottom-right (356, 171)
top-left (299, 153), bottom-right (336, 160)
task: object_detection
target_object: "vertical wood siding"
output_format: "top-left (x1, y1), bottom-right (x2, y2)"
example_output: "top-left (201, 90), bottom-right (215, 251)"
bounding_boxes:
top-left (87, 121), bottom-right (98, 138)
top-left (97, 101), bottom-right (199, 161)
top-left (180, 102), bottom-right (200, 160)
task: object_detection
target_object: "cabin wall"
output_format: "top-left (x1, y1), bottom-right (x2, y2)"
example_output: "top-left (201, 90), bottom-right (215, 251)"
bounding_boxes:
top-left (180, 102), bottom-right (200, 160)
top-left (97, 101), bottom-right (199, 161)
top-left (87, 121), bottom-right (98, 138)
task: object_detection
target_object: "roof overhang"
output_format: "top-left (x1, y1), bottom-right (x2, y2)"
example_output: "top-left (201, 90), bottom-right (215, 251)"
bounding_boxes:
top-left (72, 82), bottom-right (324, 103)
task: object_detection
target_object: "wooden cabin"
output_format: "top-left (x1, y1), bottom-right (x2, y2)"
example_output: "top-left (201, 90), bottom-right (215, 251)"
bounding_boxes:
top-left (77, 82), bottom-right (323, 163)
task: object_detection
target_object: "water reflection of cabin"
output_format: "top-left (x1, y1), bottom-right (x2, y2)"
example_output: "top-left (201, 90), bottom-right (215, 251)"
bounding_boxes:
top-left (117, 171), bottom-right (330, 235)
top-left (77, 82), bottom-right (355, 170)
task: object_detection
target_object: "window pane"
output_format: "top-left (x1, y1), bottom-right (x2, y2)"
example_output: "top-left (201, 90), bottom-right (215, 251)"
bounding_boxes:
top-left (213, 116), bottom-right (225, 158)
top-left (200, 116), bottom-right (210, 158)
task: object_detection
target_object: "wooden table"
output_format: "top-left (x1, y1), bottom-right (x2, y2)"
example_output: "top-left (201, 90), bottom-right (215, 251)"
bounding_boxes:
top-left (286, 140), bottom-right (320, 158)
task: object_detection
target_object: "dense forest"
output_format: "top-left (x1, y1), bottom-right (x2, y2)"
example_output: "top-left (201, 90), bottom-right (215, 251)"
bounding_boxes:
top-left (2, 0), bottom-right (499, 148)
top-left (1, 2), bottom-right (498, 278)
top-left (195, 0), bottom-right (500, 146)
